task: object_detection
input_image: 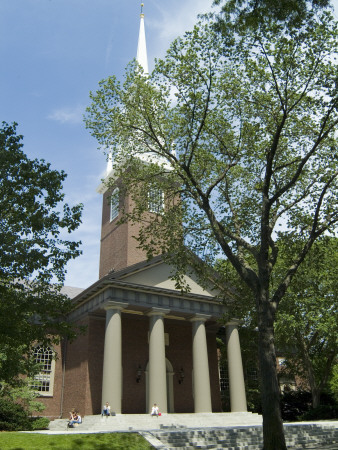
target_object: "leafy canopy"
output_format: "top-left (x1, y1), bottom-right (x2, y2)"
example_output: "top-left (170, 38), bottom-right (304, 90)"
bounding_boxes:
top-left (275, 236), bottom-right (338, 406)
top-left (0, 122), bottom-right (83, 383)
top-left (86, 10), bottom-right (338, 300)
top-left (212, 0), bottom-right (333, 31)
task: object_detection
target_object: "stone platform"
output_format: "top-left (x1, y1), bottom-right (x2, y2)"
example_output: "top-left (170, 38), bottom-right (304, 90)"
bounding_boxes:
top-left (48, 412), bottom-right (262, 432)
top-left (45, 414), bottom-right (338, 449)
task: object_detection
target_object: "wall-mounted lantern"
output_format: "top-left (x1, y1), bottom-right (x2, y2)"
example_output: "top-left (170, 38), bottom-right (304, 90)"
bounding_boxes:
top-left (178, 367), bottom-right (185, 384)
top-left (136, 365), bottom-right (142, 383)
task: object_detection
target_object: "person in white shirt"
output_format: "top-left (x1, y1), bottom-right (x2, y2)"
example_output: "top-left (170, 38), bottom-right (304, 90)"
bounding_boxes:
top-left (68, 411), bottom-right (82, 427)
top-left (151, 403), bottom-right (159, 416)
top-left (102, 401), bottom-right (111, 416)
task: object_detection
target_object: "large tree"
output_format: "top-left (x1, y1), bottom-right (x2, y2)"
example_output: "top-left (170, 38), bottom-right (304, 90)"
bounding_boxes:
top-left (275, 236), bottom-right (338, 409)
top-left (213, 0), bottom-right (333, 30)
top-left (0, 122), bottom-right (83, 383)
top-left (86, 6), bottom-right (338, 449)
top-left (217, 236), bottom-right (338, 410)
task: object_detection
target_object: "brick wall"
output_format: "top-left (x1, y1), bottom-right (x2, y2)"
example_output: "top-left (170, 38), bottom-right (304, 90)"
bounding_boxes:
top-left (62, 317), bottom-right (90, 418)
top-left (99, 188), bottom-right (148, 277)
top-left (122, 314), bottom-right (149, 413)
top-left (165, 320), bottom-right (194, 413)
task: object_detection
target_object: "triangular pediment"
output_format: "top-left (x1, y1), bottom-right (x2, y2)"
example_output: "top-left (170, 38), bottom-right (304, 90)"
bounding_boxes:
top-left (116, 260), bottom-right (217, 297)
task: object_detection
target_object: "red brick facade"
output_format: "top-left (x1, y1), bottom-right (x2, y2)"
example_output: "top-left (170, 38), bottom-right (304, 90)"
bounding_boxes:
top-left (99, 187), bottom-right (149, 278)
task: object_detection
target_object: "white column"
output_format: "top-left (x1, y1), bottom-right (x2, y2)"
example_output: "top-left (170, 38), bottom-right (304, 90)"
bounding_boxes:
top-left (101, 301), bottom-right (128, 414)
top-left (226, 319), bottom-right (247, 412)
top-left (147, 308), bottom-right (169, 413)
top-left (191, 314), bottom-right (212, 413)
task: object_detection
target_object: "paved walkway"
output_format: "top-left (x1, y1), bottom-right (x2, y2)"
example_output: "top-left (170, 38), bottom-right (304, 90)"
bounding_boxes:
top-left (304, 446), bottom-right (338, 449)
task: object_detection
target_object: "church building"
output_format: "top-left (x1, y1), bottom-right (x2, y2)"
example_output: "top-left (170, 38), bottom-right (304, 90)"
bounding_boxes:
top-left (36, 5), bottom-right (248, 419)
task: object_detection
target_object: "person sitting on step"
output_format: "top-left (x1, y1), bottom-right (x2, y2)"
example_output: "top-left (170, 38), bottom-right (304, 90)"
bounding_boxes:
top-left (102, 401), bottom-right (111, 416)
top-left (151, 403), bottom-right (159, 417)
top-left (68, 411), bottom-right (82, 427)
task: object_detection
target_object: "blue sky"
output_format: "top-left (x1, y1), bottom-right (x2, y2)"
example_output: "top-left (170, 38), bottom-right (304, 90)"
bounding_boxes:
top-left (1, 1), bottom-right (338, 289)
top-left (0, 0), bottom-right (215, 288)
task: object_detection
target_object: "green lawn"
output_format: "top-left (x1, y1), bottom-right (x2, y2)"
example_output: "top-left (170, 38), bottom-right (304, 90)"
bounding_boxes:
top-left (0, 432), bottom-right (153, 449)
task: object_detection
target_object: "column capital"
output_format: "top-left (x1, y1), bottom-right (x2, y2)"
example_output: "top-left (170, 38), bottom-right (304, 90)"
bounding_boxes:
top-left (103, 300), bottom-right (129, 311)
top-left (147, 307), bottom-right (171, 318)
top-left (190, 313), bottom-right (211, 323)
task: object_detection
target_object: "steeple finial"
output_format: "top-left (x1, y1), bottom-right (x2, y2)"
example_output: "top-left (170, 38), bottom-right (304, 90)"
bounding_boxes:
top-left (136, 3), bottom-right (149, 74)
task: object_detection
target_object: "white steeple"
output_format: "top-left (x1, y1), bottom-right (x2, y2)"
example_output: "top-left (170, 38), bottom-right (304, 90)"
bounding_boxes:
top-left (136, 3), bottom-right (149, 74)
top-left (97, 3), bottom-right (155, 194)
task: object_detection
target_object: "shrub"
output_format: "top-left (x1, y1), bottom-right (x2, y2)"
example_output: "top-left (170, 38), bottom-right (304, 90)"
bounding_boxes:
top-left (0, 421), bottom-right (17, 431)
top-left (329, 364), bottom-right (338, 402)
top-left (301, 404), bottom-right (338, 421)
top-left (280, 389), bottom-right (312, 422)
top-left (30, 417), bottom-right (50, 430)
top-left (246, 388), bottom-right (262, 413)
top-left (0, 397), bottom-right (31, 431)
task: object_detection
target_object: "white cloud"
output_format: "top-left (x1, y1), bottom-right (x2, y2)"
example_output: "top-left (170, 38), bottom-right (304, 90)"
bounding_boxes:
top-left (148, 0), bottom-right (215, 49)
top-left (48, 105), bottom-right (84, 124)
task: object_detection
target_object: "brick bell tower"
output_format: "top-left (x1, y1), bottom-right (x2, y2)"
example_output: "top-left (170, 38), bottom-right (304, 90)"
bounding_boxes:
top-left (97, 3), bottom-right (151, 278)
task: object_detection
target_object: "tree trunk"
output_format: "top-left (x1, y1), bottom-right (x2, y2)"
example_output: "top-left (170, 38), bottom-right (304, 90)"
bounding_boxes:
top-left (297, 332), bottom-right (321, 408)
top-left (258, 298), bottom-right (287, 450)
top-left (312, 388), bottom-right (321, 409)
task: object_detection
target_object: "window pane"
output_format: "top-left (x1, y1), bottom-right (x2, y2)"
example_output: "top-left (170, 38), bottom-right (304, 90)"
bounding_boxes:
top-left (110, 188), bottom-right (119, 221)
top-left (148, 188), bottom-right (163, 213)
top-left (31, 346), bottom-right (54, 394)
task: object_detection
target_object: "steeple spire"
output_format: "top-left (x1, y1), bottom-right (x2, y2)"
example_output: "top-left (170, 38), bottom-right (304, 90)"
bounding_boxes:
top-left (103, 4), bottom-right (149, 179)
top-left (136, 3), bottom-right (149, 74)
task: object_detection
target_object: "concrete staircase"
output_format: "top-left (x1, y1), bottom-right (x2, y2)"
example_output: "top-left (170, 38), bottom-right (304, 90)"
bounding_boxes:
top-left (142, 423), bottom-right (338, 449)
top-left (48, 414), bottom-right (338, 449)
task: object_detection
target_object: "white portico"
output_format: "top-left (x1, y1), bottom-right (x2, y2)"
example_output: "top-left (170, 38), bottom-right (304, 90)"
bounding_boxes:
top-left (68, 256), bottom-right (247, 415)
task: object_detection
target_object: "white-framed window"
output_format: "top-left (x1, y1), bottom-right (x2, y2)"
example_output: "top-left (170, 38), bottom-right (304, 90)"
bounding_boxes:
top-left (147, 187), bottom-right (164, 214)
top-left (219, 364), bottom-right (229, 392)
top-left (31, 345), bottom-right (55, 396)
top-left (110, 187), bottom-right (119, 222)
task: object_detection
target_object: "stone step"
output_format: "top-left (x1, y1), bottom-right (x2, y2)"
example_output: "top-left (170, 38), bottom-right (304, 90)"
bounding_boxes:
top-left (149, 423), bottom-right (338, 450)
top-left (49, 412), bottom-right (263, 432)
top-left (48, 415), bottom-right (338, 450)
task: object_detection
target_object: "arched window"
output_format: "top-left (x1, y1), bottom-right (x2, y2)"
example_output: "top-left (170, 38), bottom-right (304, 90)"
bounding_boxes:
top-left (110, 188), bottom-right (119, 222)
top-left (31, 345), bottom-right (55, 396)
